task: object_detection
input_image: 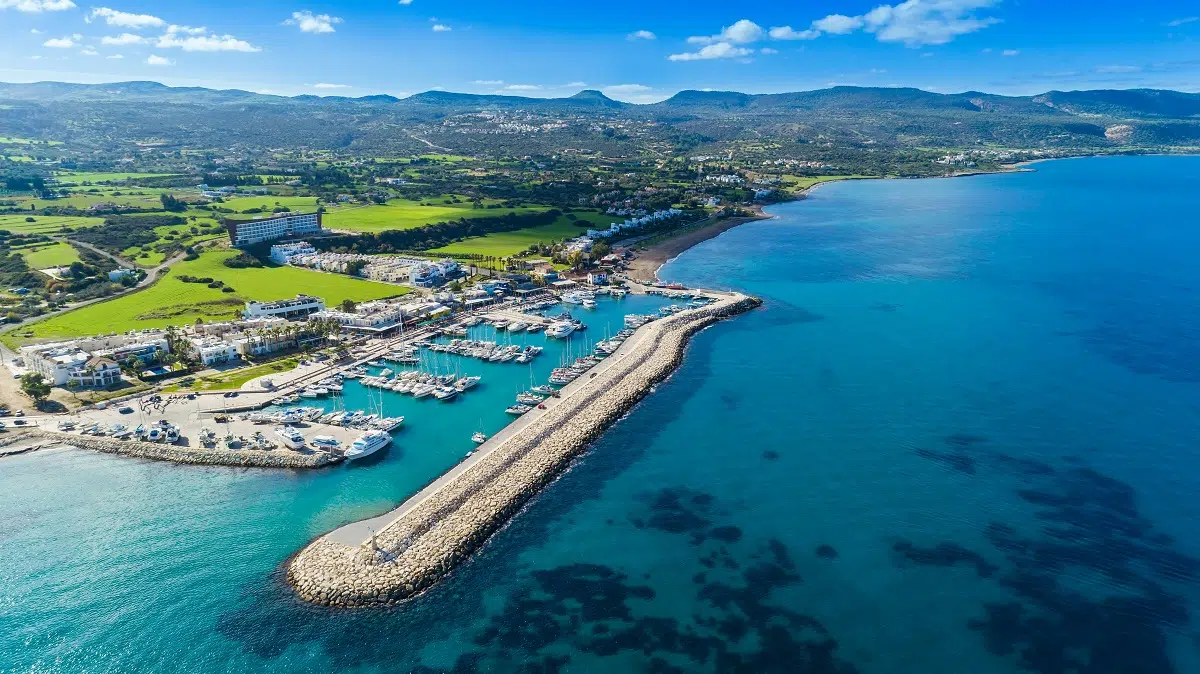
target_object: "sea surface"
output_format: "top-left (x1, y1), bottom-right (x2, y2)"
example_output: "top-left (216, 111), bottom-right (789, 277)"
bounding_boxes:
top-left (3, 155), bottom-right (1200, 673)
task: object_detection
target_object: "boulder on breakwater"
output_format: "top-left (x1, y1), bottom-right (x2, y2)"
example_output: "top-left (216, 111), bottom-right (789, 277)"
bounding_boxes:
top-left (287, 292), bottom-right (761, 607)
top-left (29, 430), bottom-right (341, 469)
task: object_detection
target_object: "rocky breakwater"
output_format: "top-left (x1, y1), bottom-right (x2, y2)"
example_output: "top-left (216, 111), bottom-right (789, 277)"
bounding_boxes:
top-left (288, 292), bottom-right (762, 606)
top-left (30, 430), bottom-right (341, 469)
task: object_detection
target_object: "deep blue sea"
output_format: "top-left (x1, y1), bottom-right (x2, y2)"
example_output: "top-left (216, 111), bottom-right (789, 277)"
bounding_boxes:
top-left (3, 155), bottom-right (1200, 673)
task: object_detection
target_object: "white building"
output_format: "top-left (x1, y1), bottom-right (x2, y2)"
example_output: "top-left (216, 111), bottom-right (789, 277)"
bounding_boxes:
top-left (108, 268), bottom-right (137, 282)
top-left (20, 347), bottom-right (122, 387)
top-left (188, 337), bottom-right (241, 366)
top-left (244, 295), bottom-right (326, 320)
top-left (226, 212), bottom-right (322, 247)
top-left (269, 241), bottom-right (316, 265)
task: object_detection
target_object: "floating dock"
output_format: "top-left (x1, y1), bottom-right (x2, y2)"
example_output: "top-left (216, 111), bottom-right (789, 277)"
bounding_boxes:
top-left (287, 291), bottom-right (761, 606)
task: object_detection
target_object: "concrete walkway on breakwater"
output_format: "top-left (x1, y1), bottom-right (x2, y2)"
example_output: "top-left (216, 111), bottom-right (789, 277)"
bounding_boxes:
top-left (289, 291), bottom-right (761, 606)
top-left (325, 302), bottom-right (662, 546)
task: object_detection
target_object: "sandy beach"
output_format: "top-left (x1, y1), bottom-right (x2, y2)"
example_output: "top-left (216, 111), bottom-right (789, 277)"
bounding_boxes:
top-left (626, 210), bottom-right (771, 283)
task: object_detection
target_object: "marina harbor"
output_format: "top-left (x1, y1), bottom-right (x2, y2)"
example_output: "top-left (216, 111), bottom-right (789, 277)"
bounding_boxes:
top-left (7, 285), bottom-right (730, 471)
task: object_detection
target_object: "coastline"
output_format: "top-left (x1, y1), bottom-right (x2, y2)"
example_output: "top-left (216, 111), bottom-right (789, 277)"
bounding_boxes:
top-left (287, 291), bottom-right (762, 606)
top-left (626, 211), bottom-right (772, 283)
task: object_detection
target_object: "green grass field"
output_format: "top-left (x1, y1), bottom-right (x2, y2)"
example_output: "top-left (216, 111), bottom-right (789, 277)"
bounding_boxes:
top-left (427, 212), bottom-right (619, 258)
top-left (0, 215), bottom-right (105, 234)
top-left (9, 250), bottom-right (407, 343)
top-left (0, 137), bottom-right (62, 146)
top-left (122, 222), bottom-right (228, 266)
top-left (54, 171), bottom-right (183, 184)
top-left (782, 175), bottom-right (875, 192)
top-left (21, 242), bottom-right (81, 269)
top-left (164, 358), bottom-right (299, 392)
top-left (218, 195), bottom-right (319, 212)
top-left (323, 197), bottom-right (551, 233)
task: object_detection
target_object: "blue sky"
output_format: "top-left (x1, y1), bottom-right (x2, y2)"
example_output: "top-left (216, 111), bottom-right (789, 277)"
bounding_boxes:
top-left (1, 0), bottom-right (1198, 102)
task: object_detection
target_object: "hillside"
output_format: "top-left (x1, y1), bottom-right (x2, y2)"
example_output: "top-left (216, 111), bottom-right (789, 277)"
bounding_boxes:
top-left (2, 82), bottom-right (1199, 160)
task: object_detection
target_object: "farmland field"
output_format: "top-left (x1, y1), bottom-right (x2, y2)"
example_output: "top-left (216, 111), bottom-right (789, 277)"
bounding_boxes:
top-left (0, 215), bottom-right (105, 234)
top-left (427, 211), bottom-right (619, 258)
top-left (54, 171), bottom-right (183, 184)
top-left (323, 197), bottom-right (550, 233)
top-left (218, 195), bottom-right (319, 212)
top-left (20, 242), bottom-right (81, 269)
top-left (8, 250), bottom-right (406, 343)
top-left (781, 174), bottom-right (874, 192)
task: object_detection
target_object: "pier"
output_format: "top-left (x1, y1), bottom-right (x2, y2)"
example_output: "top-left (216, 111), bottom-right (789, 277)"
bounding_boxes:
top-left (287, 290), bottom-right (761, 606)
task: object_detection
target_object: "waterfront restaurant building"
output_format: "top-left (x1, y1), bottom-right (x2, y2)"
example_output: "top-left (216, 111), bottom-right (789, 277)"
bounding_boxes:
top-left (226, 212), bottom-right (322, 247)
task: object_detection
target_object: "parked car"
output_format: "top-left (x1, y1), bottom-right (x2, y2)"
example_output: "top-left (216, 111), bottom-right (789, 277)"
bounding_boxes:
top-left (118, 406), bottom-right (134, 414)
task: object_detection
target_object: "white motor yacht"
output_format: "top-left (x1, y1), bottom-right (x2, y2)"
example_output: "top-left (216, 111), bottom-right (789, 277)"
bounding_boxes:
top-left (346, 430), bottom-right (391, 461)
top-left (275, 426), bottom-right (305, 450)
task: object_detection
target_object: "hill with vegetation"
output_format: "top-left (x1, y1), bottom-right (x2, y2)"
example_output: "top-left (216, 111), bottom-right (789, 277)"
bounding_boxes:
top-left (2, 82), bottom-right (1199, 162)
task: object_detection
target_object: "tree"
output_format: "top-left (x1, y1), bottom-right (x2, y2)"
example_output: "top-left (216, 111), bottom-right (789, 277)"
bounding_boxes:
top-left (20, 373), bottom-right (51, 407)
top-left (340, 298), bottom-right (357, 312)
top-left (592, 241), bottom-right (612, 259)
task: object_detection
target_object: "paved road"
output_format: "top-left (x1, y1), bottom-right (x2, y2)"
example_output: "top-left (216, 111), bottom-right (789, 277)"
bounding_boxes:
top-left (0, 250), bottom-right (185, 363)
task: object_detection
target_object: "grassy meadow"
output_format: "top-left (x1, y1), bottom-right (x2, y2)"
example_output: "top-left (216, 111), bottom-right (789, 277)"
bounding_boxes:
top-left (0, 215), bottom-right (105, 234)
top-left (427, 211), bottom-right (619, 258)
top-left (322, 197), bottom-right (550, 233)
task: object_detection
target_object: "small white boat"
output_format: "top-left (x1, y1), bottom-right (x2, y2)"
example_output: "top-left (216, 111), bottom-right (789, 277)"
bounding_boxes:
top-left (310, 435), bottom-right (341, 452)
top-left (582, 299), bottom-right (597, 310)
top-left (346, 430), bottom-right (391, 461)
top-left (505, 403), bottom-right (533, 415)
top-left (299, 388), bottom-right (319, 398)
top-left (472, 431), bottom-right (487, 444)
top-left (275, 426), bottom-right (305, 450)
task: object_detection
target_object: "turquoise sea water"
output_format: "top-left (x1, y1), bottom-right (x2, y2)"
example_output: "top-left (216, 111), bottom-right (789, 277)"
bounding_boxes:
top-left (3, 155), bottom-right (1200, 673)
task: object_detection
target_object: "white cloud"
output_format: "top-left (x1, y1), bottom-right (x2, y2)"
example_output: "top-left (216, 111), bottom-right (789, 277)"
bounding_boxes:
top-left (29, 55), bottom-right (43, 60)
top-left (43, 35), bottom-right (78, 48)
top-left (668, 42), bottom-right (753, 61)
top-left (760, 47), bottom-right (778, 54)
top-left (1095, 65), bottom-right (1141, 73)
top-left (106, 53), bottom-right (123, 59)
top-left (627, 29), bottom-right (656, 40)
top-left (313, 82), bottom-right (349, 89)
top-left (285, 10), bottom-right (342, 33)
top-left (145, 54), bottom-right (174, 66)
top-left (775, 0), bottom-right (1000, 48)
top-left (431, 23), bottom-right (451, 32)
top-left (1166, 16), bottom-right (1198, 27)
top-left (505, 84), bottom-right (540, 91)
top-left (565, 81), bottom-right (587, 87)
top-left (863, 0), bottom-right (1001, 47)
top-left (156, 33), bottom-right (260, 52)
top-left (471, 79), bottom-right (504, 85)
top-left (769, 25), bottom-right (820, 40)
top-left (101, 32), bottom-right (146, 45)
top-left (90, 7), bottom-right (165, 29)
top-left (1002, 48), bottom-right (1019, 56)
top-left (0, 0), bottom-right (75, 13)
top-left (167, 24), bottom-right (206, 35)
top-left (29, 28), bottom-right (42, 33)
top-left (80, 48), bottom-right (98, 55)
top-left (687, 19), bottom-right (763, 45)
top-left (603, 84), bottom-right (650, 95)
top-left (398, 0), bottom-right (413, 4)
top-left (813, 14), bottom-right (865, 34)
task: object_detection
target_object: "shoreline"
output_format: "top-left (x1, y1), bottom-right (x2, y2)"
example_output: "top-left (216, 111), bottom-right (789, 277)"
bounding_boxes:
top-left (626, 212), bottom-right (772, 283)
top-left (287, 291), bottom-right (762, 606)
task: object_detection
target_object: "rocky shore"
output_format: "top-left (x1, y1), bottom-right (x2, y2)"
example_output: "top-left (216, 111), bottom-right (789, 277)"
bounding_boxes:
top-left (288, 292), bottom-right (761, 606)
top-left (28, 430), bottom-right (341, 469)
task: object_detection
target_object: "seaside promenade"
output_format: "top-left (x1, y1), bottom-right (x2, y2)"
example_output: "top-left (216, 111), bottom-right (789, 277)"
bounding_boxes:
top-left (288, 290), bottom-right (761, 606)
